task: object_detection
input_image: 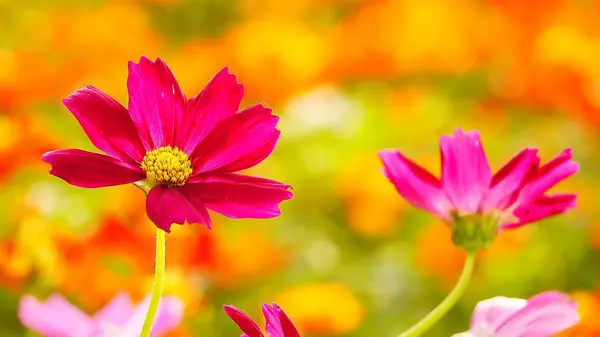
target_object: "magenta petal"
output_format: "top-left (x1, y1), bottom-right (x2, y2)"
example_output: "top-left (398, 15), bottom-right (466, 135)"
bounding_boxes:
top-left (223, 305), bottom-right (264, 337)
top-left (503, 194), bottom-right (577, 229)
top-left (42, 149), bottom-right (146, 188)
top-left (146, 185), bottom-right (212, 232)
top-left (185, 174), bottom-right (293, 219)
top-left (191, 104), bottom-right (279, 175)
top-left (127, 56), bottom-right (186, 149)
top-left (519, 149), bottom-right (579, 204)
top-left (440, 129), bottom-right (492, 213)
top-left (379, 149), bottom-right (451, 219)
top-left (495, 291), bottom-right (579, 337)
top-left (181, 67), bottom-right (244, 153)
top-left (64, 85), bottom-right (146, 164)
top-left (262, 303), bottom-right (300, 337)
top-left (483, 148), bottom-right (539, 210)
top-left (19, 295), bottom-right (94, 337)
top-left (93, 292), bottom-right (135, 326)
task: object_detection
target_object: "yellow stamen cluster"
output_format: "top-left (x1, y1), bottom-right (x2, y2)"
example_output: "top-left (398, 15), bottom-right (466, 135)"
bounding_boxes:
top-left (140, 146), bottom-right (193, 187)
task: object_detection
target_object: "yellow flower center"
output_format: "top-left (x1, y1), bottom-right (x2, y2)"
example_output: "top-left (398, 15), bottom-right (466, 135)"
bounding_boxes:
top-left (140, 146), bottom-right (193, 187)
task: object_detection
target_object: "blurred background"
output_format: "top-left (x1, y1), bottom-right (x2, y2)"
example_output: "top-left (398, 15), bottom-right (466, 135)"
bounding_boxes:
top-left (1, 0), bottom-right (600, 336)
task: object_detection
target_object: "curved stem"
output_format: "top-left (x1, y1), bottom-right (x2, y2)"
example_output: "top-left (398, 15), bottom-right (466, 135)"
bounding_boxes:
top-left (140, 229), bottom-right (166, 337)
top-left (399, 253), bottom-right (476, 337)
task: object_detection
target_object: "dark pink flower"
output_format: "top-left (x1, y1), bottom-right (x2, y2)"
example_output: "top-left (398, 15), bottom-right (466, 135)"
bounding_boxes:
top-left (223, 302), bottom-right (300, 337)
top-left (42, 57), bottom-right (292, 232)
top-left (379, 129), bottom-right (578, 250)
top-left (452, 291), bottom-right (579, 337)
top-left (19, 293), bottom-right (183, 337)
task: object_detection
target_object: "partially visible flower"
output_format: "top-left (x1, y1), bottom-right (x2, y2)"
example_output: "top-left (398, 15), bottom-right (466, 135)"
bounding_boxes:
top-left (223, 302), bottom-right (300, 337)
top-left (19, 292), bottom-right (183, 337)
top-left (379, 128), bottom-right (578, 252)
top-left (273, 283), bottom-right (364, 335)
top-left (452, 291), bottom-right (579, 337)
top-left (42, 57), bottom-right (292, 232)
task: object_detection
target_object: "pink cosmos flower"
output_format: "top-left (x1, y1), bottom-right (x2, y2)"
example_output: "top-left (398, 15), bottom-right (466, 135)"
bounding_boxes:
top-left (224, 302), bottom-right (300, 337)
top-left (452, 291), bottom-right (580, 337)
top-left (42, 57), bottom-right (292, 232)
top-left (19, 292), bottom-right (183, 337)
top-left (379, 129), bottom-right (578, 249)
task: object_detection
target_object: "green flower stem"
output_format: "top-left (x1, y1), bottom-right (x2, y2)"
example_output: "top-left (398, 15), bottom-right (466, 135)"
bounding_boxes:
top-left (399, 253), bottom-right (476, 337)
top-left (140, 228), bottom-right (166, 337)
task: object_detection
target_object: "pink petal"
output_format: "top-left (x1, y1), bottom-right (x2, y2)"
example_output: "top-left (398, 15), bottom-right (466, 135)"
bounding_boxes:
top-left (495, 291), bottom-right (579, 337)
top-left (470, 296), bottom-right (528, 332)
top-left (93, 292), bottom-right (135, 326)
top-left (19, 295), bottom-right (94, 337)
top-left (180, 67), bottom-right (244, 153)
top-left (379, 149), bottom-right (452, 219)
top-left (64, 85), bottom-right (146, 164)
top-left (482, 148), bottom-right (540, 210)
top-left (223, 305), bottom-right (264, 337)
top-left (519, 149), bottom-right (579, 204)
top-left (42, 149), bottom-right (146, 188)
top-left (503, 194), bottom-right (577, 229)
top-left (185, 174), bottom-right (293, 219)
top-left (191, 104), bottom-right (280, 175)
top-left (127, 56), bottom-right (186, 149)
top-left (121, 295), bottom-right (184, 337)
top-left (440, 129), bottom-right (492, 213)
top-left (262, 303), bottom-right (300, 337)
top-left (146, 185), bottom-right (212, 232)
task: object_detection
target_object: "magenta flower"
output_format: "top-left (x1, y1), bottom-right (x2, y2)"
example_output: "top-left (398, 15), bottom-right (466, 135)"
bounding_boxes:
top-left (452, 291), bottom-right (580, 337)
top-left (42, 57), bottom-right (292, 232)
top-left (19, 293), bottom-right (183, 337)
top-left (379, 129), bottom-right (578, 251)
top-left (224, 302), bottom-right (300, 337)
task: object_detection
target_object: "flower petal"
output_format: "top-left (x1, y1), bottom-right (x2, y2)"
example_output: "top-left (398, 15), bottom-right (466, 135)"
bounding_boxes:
top-left (482, 148), bottom-right (539, 210)
top-left (470, 296), bottom-right (528, 332)
top-left (127, 56), bottom-right (186, 149)
top-left (19, 295), bottom-right (94, 337)
top-left (93, 292), bottom-right (135, 326)
top-left (440, 129), bottom-right (492, 213)
top-left (180, 67), bottom-right (244, 153)
top-left (503, 194), bottom-right (577, 229)
top-left (496, 291), bottom-right (579, 337)
top-left (64, 85), bottom-right (146, 163)
top-left (120, 295), bottom-right (184, 337)
top-left (146, 185), bottom-right (212, 232)
top-left (191, 104), bottom-right (279, 175)
top-left (223, 305), bottom-right (264, 337)
top-left (518, 149), bottom-right (579, 204)
top-left (185, 174), bottom-right (293, 219)
top-left (41, 149), bottom-right (146, 188)
top-left (262, 303), bottom-right (300, 337)
top-left (379, 149), bottom-right (451, 219)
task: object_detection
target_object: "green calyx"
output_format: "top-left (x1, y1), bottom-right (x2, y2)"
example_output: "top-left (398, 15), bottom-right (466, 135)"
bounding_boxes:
top-left (451, 212), bottom-right (499, 253)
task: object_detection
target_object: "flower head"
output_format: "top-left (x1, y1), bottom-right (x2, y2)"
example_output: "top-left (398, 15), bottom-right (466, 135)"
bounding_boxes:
top-left (452, 291), bottom-right (580, 337)
top-left (224, 302), bottom-right (300, 337)
top-left (42, 57), bottom-right (293, 232)
top-left (379, 129), bottom-right (578, 252)
top-left (19, 292), bottom-right (183, 337)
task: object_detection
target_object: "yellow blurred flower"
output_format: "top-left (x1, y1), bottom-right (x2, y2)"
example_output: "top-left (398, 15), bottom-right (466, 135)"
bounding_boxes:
top-left (274, 283), bottom-right (364, 335)
top-left (224, 20), bottom-right (332, 103)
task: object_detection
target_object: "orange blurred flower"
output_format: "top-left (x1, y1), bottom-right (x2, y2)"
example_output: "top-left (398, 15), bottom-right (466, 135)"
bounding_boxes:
top-left (558, 290), bottom-right (600, 336)
top-left (274, 283), bottom-right (364, 335)
top-left (337, 154), bottom-right (405, 238)
top-left (210, 226), bottom-right (290, 289)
